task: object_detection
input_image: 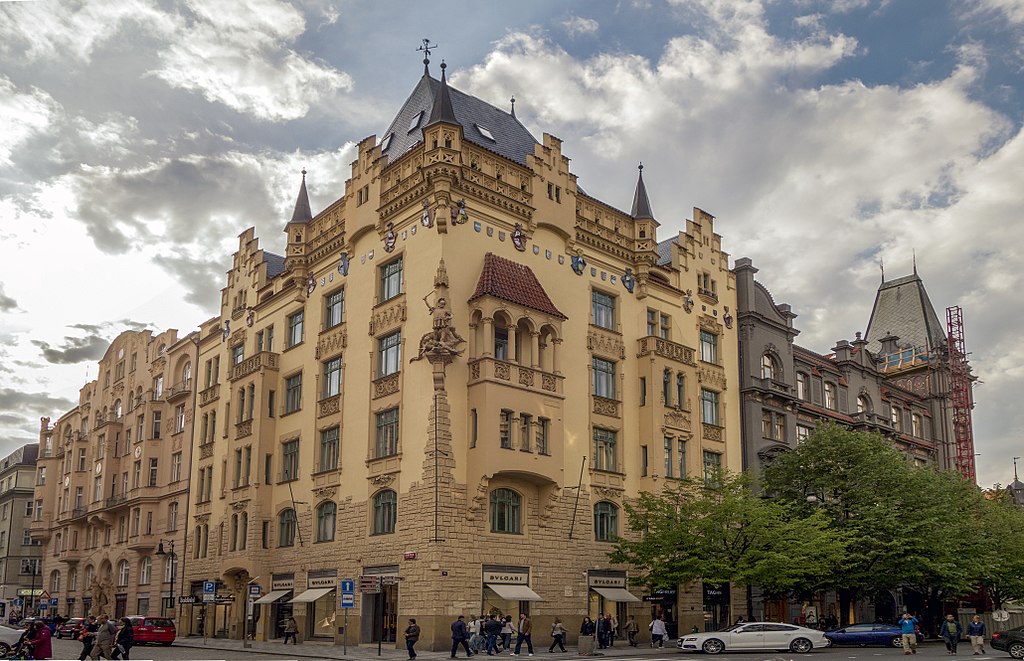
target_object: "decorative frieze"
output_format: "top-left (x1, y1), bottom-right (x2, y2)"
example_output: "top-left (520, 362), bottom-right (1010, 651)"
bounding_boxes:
top-left (592, 396), bottom-right (620, 418)
top-left (698, 365), bottom-right (728, 390)
top-left (372, 373), bottom-right (400, 399)
top-left (587, 328), bottom-right (626, 360)
top-left (317, 394), bottom-right (341, 418)
top-left (369, 299), bottom-right (406, 336)
top-left (702, 423), bottom-right (724, 442)
top-left (199, 385), bottom-right (220, 407)
top-left (235, 420), bottom-right (252, 439)
top-left (315, 324), bottom-right (347, 359)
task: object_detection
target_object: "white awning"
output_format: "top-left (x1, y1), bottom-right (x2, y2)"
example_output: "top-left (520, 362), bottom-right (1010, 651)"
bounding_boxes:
top-left (289, 587), bottom-right (334, 603)
top-left (591, 587), bottom-right (641, 603)
top-left (254, 589), bottom-right (291, 604)
top-left (485, 583), bottom-right (544, 602)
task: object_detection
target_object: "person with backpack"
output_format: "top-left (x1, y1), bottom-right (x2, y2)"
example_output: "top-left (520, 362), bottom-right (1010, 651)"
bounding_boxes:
top-left (940, 614), bottom-right (961, 655)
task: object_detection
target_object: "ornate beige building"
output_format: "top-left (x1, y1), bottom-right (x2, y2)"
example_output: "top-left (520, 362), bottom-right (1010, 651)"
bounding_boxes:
top-left (0, 445), bottom-right (42, 618)
top-left (32, 329), bottom-right (195, 620)
top-left (181, 60), bottom-right (743, 649)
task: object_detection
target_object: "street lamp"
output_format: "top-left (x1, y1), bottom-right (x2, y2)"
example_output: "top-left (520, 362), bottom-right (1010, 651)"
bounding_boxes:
top-left (154, 540), bottom-right (175, 620)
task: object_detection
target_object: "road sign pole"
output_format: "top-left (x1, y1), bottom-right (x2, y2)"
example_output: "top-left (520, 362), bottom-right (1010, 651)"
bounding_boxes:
top-left (344, 608), bottom-right (348, 656)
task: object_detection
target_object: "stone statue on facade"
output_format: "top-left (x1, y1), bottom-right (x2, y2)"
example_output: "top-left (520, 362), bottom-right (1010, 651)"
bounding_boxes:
top-left (412, 259), bottom-right (465, 366)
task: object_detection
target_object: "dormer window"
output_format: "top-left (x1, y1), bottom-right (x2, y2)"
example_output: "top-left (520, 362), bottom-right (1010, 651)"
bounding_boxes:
top-left (380, 133), bottom-right (393, 151)
top-left (476, 124), bottom-right (495, 141)
top-left (408, 111), bottom-right (423, 132)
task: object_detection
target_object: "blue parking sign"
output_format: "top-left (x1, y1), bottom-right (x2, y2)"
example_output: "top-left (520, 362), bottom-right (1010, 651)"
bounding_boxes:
top-left (203, 580), bottom-right (216, 594)
top-left (49, 598), bottom-right (58, 606)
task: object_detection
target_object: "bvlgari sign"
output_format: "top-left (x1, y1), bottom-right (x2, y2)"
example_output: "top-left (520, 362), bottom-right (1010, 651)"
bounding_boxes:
top-left (588, 574), bottom-right (627, 589)
top-left (483, 570), bottom-right (529, 585)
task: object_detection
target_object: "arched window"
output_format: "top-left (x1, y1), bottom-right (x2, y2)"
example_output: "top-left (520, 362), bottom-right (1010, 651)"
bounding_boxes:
top-left (117, 560), bottom-right (130, 586)
top-left (139, 557), bottom-right (151, 584)
top-left (194, 526), bottom-right (203, 558)
top-left (84, 565), bottom-right (95, 588)
top-left (69, 568), bottom-right (78, 592)
top-left (50, 570), bottom-right (62, 593)
top-left (127, 392), bottom-right (135, 411)
top-left (372, 490), bottom-right (397, 535)
top-left (239, 512), bottom-right (248, 550)
top-left (114, 399), bottom-right (123, 419)
top-left (857, 395), bottom-right (871, 414)
top-left (594, 501), bottom-right (619, 542)
top-left (316, 501), bottom-right (337, 542)
top-left (490, 488), bottom-right (522, 534)
top-left (279, 509), bottom-right (297, 547)
top-left (761, 354), bottom-right (776, 380)
top-left (182, 361), bottom-right (192, 387)
top-left (163, 552), bottom-right (177, 583)
top-left (230, 514), bottom-right (238, 551)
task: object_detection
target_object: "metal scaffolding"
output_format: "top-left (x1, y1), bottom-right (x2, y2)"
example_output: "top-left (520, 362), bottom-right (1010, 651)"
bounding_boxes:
top-left (945, 305), bottom-right (976, 482)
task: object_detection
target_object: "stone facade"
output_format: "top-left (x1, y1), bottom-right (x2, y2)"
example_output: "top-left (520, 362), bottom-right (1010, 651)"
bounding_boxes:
top-left (32, 329), bottom-right (195, 620)
top-left (180, 65), bottom-right (744, 650)
top-left (0, 445), bottom-right (42, 618)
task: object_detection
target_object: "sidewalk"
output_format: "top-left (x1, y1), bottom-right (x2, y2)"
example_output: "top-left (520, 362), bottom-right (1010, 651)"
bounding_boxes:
top-left (172, 637), bottom-right (679, 661)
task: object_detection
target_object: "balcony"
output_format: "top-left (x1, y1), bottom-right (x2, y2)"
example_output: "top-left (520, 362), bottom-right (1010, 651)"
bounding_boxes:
top-left (166, 380), bottom-right (192, 402)
top-left (637, 336), bottom-right (697, 366)
top-left (697, 287), bottom-right (719, 304)
top-left (235, 420), bottom-right (253, 440)
top-left (198, 385), bottom-right (220, 407)
top-left (592, 396), bottom-right (621, 419)
top-left (71, 507), bottom-right (87, 520)
top-left (702, 422), bottom-right (725, 442)
top-left (468, 357), bottom-right (564, 398)
top-left (231, 351), bottom-right (279, 382)
top-left (754, 376), bottom-right (792, 396)
top-left (27, 517), bottom-right (51, 541)
top-left (317, 394), bottom-right (341, 419)
top-left (105, 494), bottom-right (128, 509)
top-left (94, 414), bottom-right (124, 431)
top-left (127, 534), bottom-right (157, 551)
top-left (57, 547), bottom-right (83, 564)
top-left (372, 373), bottom-right (400, 399)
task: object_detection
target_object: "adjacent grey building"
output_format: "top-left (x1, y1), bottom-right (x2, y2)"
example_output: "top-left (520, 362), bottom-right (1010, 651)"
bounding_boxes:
top-left (0, 444), bottom-right (42, 619)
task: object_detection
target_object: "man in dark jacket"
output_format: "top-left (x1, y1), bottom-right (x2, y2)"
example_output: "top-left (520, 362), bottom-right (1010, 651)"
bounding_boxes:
top-left (940, 614), bottom-right (961, 655)
top-left (451, 615), bottom-right (474, 658)
top-left (483, 615), bottom-right (502, 655)
top-left (967, 615), bottom-right (986, 655)
top-left (405, 618), bottom-right (421, 660)
top-left (598, 615), bottom-right (612, 649)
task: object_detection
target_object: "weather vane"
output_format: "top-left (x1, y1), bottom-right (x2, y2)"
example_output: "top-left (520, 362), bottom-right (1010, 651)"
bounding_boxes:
top-left (417, 38), bottom-right (438, 74)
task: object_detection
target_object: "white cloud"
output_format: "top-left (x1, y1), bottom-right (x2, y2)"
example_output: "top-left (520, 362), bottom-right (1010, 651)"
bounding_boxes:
top-left (562, 15), bottom-right (599, 38)
top-left (0, 77), bottom-right (60, 166)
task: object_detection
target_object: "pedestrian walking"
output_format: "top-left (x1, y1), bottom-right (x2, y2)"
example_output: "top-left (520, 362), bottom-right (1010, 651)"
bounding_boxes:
top-left (940, 614), bottom-right (961, 655)
top-left (27, 620), bottom-right (53, 660)
top-left (451, 615), bottom-right (475, 658)
top-left (90, 614), bottom-right (117, 660)
top-left (610, 614), bottom-right (618, 646)
top-left (405, 618), bottom-right (421, 660)
top-left (899, 612), bottom-right (920, 655)
top-left (282, 616), bottom-right (299, 644)
top-left (625, 615), bottom-right (639, 647)
top-left (597, 614), bottom-right (611, 649)
top-left (649, 614), bottom-right (667, 648)
top-left (548, 617), bottom-right (567, 653)
top-left (110, 618), bottom-right (133, 660)
top-left (484, 615), bottom-right (502, 655)
top-left (469, 615), bottom-right (483, 653)
top-left (512, 613), bottom-right (534, 656)
top-left (967, 615), bottom-right (986, 655)
top-left (78, 616), bottom-right (99, 661)
top-left (501, 615), bottom-right (516, 651)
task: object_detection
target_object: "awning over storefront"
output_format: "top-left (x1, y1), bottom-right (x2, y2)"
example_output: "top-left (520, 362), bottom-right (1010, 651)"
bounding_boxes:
top-left (591, 587), bottom-right (641, 603)
top-left (485, 583), bottom-right (544, 601)
top-left (289, 587), bottom-right (334, 603)
top-left (254, 589), bottom-right (292, 604)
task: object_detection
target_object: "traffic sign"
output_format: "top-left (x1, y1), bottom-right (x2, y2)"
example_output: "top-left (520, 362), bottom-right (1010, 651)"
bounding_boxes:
top-left (49, 598), bottom-right (58, 606)
top-left (12, 598), bottom-right (22, 607)
top-left (202, 593), bottom-right (215, 603)
top-left (178, 596), bottom-right (197, 604)
top-left (39, 602), bottom-right (48, 611)
top-left (341, 593), bottom-right (355, 608)
top-left (248, 585), bottom-right (261, 597)
top-left (340, 579), bottom-right (354, 593)
top-left (203, 581), bottom-right (216, 594)
top-left (359, 576), bottom-right (381, 593)
top-left (993, 610), bottom-right (1010, 622)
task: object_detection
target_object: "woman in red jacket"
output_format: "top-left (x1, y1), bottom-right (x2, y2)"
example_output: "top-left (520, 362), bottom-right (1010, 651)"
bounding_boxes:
top-left (27, 620), bottom-right (53, 659)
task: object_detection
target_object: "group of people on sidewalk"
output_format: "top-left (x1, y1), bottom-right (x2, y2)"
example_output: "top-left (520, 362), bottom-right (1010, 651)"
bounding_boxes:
top-left (899, 612), bottom-right (988, 656)
top-left (74, 614), bottom-right (134, 660)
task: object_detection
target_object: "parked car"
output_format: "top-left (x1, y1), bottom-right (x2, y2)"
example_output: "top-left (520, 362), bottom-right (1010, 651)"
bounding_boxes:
top-left (0, 623), bottom-right (25, 656)
top-left (55, 617), bottom-right (85, 639)
top-left (677, 622), bottom-right (829, 654)
top-left (991, 625), bottom-right (1024, 659)
top-left (825, 623), bottom-right (924, 648)
top-left (127, 616), bottom-right (175, 646)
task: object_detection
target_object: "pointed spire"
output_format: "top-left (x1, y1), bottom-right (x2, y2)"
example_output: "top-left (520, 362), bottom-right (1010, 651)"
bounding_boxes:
top-left (290, 169), bottom-right (312, 225)
top-left (426, 60), bottom-right (458, 126)
top-left (510, 95), bottom-right (516, 118)
top-left (913, 249), bottom-right (917, 275)
top-left (630, 162), bottom-right (655, 220)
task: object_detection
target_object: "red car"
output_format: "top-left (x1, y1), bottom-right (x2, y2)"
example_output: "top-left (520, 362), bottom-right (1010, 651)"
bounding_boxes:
top-left (127, 616), bottom-right (175, 646)
top-left (55, 618), bottom-right (85, 639)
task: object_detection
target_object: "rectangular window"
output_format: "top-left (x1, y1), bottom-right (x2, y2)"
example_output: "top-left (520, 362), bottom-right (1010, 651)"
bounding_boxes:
top-left (319, 427), bottom-right (340, 471)
top-left (378, 331), bottom-right (402, 377)
top-left (593, 428), bottom-right (617, 472)
top-left (700, 330), bottom-right (718, 364)
top-left (797, 425), bottom-right (811, 443)
top-left (664, 437), bottom-right (674, 478)
top-left (261, 521), bottom-right (269, 549)
top-left (678, 439), bottom-right (687, 478)
top-left (639, 377), bottom-right (646, 406)
top-left (641, 445), bottom-right (648, 477)
top-left (174, 404), bottom-right (185, 433)
top-left (93, 476), bottom-right (102, 503)
top-left (762, 410), bottom-right (773, 438)
top-left (701, 388), bottom-right (720, 425)
top-left (592, 357), bottom-right (616, 399)
top-left (267, 390), bottom-right (275, 418)
top-left (231, 344), bottom-right (244, 366)
top-left (132, 461), bottom-right (141, 489)
top-left (660, 314), bottom-right (671, 340)
top-left (379, 256), bottom-right (403, 302)
top-left (148, 458), bottom-right (158, 486)
top-left (284, 373), bottom-right (302, 414)
top-left (499, 409), bottom-right (513, 449)
top-left (151, 411), bottom-right (161, 439)
top-left (703, 451), bottom-right (722, 486)
top-left (824, 383), bottom-right (837, 410)
top-left (168, 501), bottom-right (178, 531)
top-left (676, 374), bottom-right (686, 409)
top-left (470, 409), bottom-right (478, 448)
top-left (325, 289), bottom-right (345, 329)
top-left (281, 440), bottom-right (299, 482)
top-left (520, 414), bottom-right (532, 452)
top-left (322, 357), bottom-right (342, 398)
top-left (77, 448), bottom-right (87, 471)
top-left (536, 417), bottom-right (549, 455)
top-left (774, 414), bottom-right (785, 441)
top-left (494, 327), bottom-right (509, 361)
top-left (287, 310), bottom-right (304, 348)
top-left (646, 309), bottom-right (657, 336)
top-left (233, 449), bottom-right (243, 488)
top-left (374, 408), bottom-right (399, 458)
top-left (591, 290), bottom-right (616, 330)
top-left (74, 487), bottom-right (83, 509)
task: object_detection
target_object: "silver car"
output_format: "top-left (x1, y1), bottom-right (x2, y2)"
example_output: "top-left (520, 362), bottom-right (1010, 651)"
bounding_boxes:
top-left (0, 624), bottom-right (25, 656)
top-left (678, 622), bottom-right (830, 654)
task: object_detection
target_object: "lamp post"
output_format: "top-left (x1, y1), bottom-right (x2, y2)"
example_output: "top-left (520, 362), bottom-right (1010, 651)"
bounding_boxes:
top-left (154, 540), bottom-right (175, 620)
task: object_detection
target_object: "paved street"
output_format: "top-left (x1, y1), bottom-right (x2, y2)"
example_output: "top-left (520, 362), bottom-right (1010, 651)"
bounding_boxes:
top-left (45, 637), bottom-right (1014, 661)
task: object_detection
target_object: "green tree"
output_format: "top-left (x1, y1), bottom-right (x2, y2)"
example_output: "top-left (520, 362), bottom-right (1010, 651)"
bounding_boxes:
top-left (609, 473), bottom-right (846, 598)
top-left (975, 489), bottom-right (1024, 609)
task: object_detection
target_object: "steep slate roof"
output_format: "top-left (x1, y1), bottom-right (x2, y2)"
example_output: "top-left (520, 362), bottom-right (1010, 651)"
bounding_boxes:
top-left (263, 252), bottom-right (286, 278)
top-left (630, 165), bottom-right (655, 220)
top-left (289, 171), bottom-right (312, 224)
top-left (379, 69), bottom-right (540, 167)
top-left (864, 272), bottom-right (947, 353)
top-left (470, 253), bottom-right (567, 319)
top-left (656, 237), bottom-right (675, 267)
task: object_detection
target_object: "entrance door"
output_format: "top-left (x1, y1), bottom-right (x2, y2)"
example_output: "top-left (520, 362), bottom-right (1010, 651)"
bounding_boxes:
top-left (370, 584), bottom-right (398, 643)
top-left (114, 594), bottom-right (127, 619)
top-left (271, 603), bottom-right (292, 639)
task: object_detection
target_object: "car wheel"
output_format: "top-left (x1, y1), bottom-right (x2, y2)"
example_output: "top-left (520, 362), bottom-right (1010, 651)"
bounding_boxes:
top-left (891, 636), bottom-right (905, 648)
top-left (1007, 641), bottom-right (1024, 659)
top-left (0, 642), bottom-right (10, 656)
top-left (790, 638), bottom-right (813, 654)
top-left (161, 641), bottom-right (173, 646)
top-left (702, 638), bottom-right (725, 654)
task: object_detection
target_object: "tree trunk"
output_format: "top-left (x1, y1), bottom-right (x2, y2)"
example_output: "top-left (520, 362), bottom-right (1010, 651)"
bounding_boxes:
top-left (838, 588), bottom-right (853, 627)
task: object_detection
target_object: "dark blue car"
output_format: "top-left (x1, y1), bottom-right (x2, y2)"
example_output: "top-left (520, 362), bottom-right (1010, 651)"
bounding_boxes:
top-left (825, 623), bottom-right (923, 648)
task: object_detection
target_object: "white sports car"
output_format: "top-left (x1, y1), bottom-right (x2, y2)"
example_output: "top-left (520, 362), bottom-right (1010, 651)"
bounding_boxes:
top-left (677, 622), bottom-right (830, 654)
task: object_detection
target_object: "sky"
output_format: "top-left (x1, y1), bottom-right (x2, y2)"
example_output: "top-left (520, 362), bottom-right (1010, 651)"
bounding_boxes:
top-left (1, 0), bottom-right (1021, 488)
